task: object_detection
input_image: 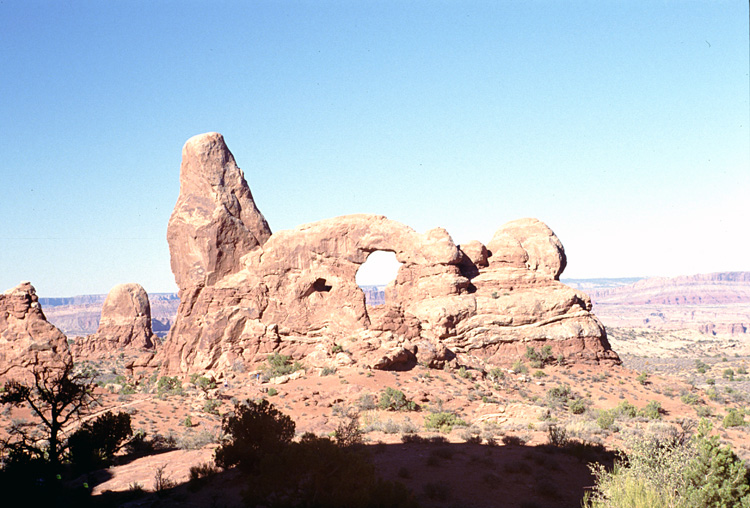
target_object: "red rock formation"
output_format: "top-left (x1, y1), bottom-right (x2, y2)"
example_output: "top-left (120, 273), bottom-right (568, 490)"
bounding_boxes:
top-left (167, 132), bottom-right (271, 292)
top-left (0, 282), bottom-right (72, 380)
top-left (157, 133), bottom-right (619, 375)
top-left (71, 283), bottom-right (157, 357)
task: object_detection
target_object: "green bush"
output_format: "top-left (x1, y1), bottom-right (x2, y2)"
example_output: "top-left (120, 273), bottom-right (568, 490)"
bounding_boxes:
top-left (264, 353), bottom-right (302, 378)
top-left (511, 359), bottom-right (528, 374)
top-left (214, 399), bottom-right (295, 471)
top-left (616, 401), bottom-right (638, 418)
top-left (157, 376), bottom-right (183, 396)
top-left (723, 409), bottom-right (745, 428)
top-left (569, 398), bottom-right (587, 415)
top-left (67, 411), bottom-right (132, 470)
top-left (584, 420), bottom-right (750, 508)
top-left (378, 387), bottom-right (416, 411)
top-left (695, 359), bottom-right (708, 374)
top-left (680, 393), bottom-right (701, 405)
top-left (424, 412), bottom-right (466, 433)
top-left (203, 398), bottom-right (221, 415)
top-left (637, 372), bottom-right (649, 385)
top-left (320, 366), bottom-right (337, 376)
top-left (639, 401), bottom-right (662, 420)
top-left (597, 410), bottom-right (617, 431)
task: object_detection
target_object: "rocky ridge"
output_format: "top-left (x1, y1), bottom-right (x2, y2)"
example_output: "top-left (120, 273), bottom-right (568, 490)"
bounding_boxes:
top-left (156, 132), bottom-right (619, 376)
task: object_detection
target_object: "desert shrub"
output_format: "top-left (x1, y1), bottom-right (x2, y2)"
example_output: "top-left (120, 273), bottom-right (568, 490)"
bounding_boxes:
top-left (331, 344), bottom-right (343, 354)
top-left (203, 398), bottom-right (221, 414)
top-left (243, 433), bottom-right (418, 508)
top-left (547, 424), bottom-right (569, 447)
top-left (584, 420), bottom-right (750, 508)
top-left (706, 377), bottom-right (716, 385)
top-left (188, 461), bottom-right (218, 491)
top-left (547, 384), bottom-right (572, 405)
top-left (177, 428), bottom-right (220, 450)
top-left (68, 411), bottom-right (132, 470)
top-left (378, 387), bottom-right (416, 411)
top-left (267, 387), bottom-right (278, 396)
top-left (156, 376), bottom-right (183, 396)
top-left (738, 366), bottom-right (748, 375)
top-left (597, 410), bottom-right (617, 431)
top-left (333, 413), bottom-right (363, 447)
top-left (533, 370), bottom-right (546, 378)
top-left (525, 346), bottom-right (544, 368)
top-left (457, 366), bottom-right (471, 379)
top-left (569, 398), bottom-right (587, 415)
top-left (263, 353), bottom-right (302, 378)
top-left (616, 400), bottom-right (638, 418)
top-left (502, 435), bottom-right (526, 446)
top-left (425, 411), bottom-right (467, 433)
top-left (637, 372), bottom-right (649, 385)
top-left (488, 367), bottom-right (505, 381)
top-left (357, 393), bottom-right (377, 410)
top-left (640, 401), bottom-right (662, 420)
top-left (723, 409), bottom-right (745, 428)
top-left (512, 359), bottom-right (528, 374)
top-left (695, 359), bottom-right (708, 374)
top-left (723, 368), bottom-right (735, 381)
top-left (214, 398), bottom-right (295, 471)
top-left (153, 464), bottom-right (175, 492)
top-left (680, 393), bottom-right (701, 405)
top-left (190, 375), bottom-right (216, 395)
top-left (320, 366), bottom-right (337, 376)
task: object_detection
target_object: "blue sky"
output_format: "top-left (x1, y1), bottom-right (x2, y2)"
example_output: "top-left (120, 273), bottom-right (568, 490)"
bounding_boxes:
top-left (1, 1), bottom-right (748, 296)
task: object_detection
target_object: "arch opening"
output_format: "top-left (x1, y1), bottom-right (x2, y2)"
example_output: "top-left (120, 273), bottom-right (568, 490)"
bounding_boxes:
top-left (356, 250), bottom-right (402, 306)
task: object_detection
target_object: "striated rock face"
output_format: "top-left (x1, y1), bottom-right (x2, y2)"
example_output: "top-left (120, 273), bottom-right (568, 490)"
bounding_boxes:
top-left (157, 133), bottom-right (618, 375)
top-left (0, 282), bottom-right (72, 380)
top-left (589, 272), bottom-right (750, 306)
top-left (72, 283), bottom-right (156, 357)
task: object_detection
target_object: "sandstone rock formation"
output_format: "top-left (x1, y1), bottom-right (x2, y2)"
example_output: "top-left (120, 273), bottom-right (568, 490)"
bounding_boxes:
top-left (157, 133), bottom-right (619, 376)
top-left (167, 132), bottom-right (271, 293)
top-left (72, 283), bottom-right (156, 357)
top-left (0, 282), bottom-right (72, 380)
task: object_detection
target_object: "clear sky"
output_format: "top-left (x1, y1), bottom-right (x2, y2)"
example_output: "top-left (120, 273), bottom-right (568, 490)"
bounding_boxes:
top-left (1, 1), bottom-right (748, 296)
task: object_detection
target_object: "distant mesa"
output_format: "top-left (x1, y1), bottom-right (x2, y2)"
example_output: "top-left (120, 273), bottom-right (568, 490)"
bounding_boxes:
top-left (573, 272), bottom-right (750, 336)
top-left (586, 272), bottom-right (750, 306)
top-left (155, 132), bottom-right (619, 376)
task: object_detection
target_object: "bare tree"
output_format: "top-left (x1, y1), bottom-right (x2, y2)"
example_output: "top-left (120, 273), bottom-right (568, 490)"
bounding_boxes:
top-left (0, 363), bottom-right (97, 469)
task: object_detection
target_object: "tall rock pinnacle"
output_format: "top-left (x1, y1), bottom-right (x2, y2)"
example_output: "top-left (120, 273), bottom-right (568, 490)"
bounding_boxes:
top-left (167, 132), bottom-right (272, 292)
